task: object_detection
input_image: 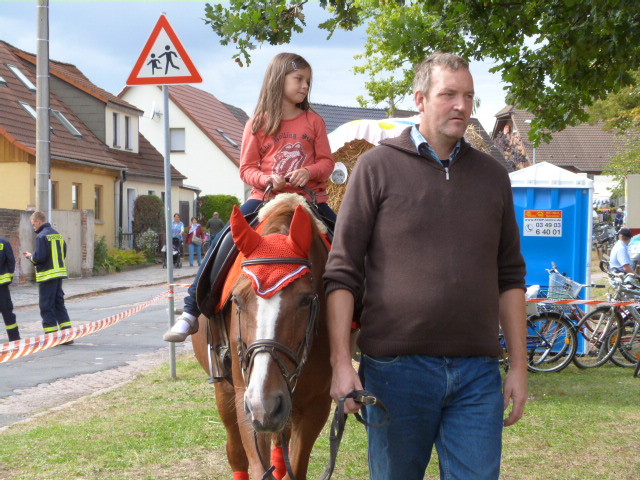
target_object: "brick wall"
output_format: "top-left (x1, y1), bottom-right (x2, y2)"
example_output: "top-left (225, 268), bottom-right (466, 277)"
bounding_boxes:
top-left (0, 208), bottom-right (95, 283)
top-left (0, 209), bottom-right (25, 284)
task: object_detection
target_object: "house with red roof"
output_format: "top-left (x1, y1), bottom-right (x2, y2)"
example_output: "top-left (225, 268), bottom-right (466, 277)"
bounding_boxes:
top-left (1, 40), bottom-right (197, 248)
top-left (492, 106), bottom-right (625, 200)
top-left (119, 84), bottom-right (248, 202)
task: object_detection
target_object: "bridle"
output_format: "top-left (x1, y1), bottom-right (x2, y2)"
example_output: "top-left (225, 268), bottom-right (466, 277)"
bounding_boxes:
top-left (236, 257), bottom-right (319, 396)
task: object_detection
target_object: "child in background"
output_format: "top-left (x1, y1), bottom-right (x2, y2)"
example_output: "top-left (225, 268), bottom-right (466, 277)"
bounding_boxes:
top-left (164, 52), bottom-right (336, 343)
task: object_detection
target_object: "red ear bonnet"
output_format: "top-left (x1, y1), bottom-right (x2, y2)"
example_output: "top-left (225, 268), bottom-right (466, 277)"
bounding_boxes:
top-left (236, 204), bottom-right (314, 298)
top-left (230, 205), bottom-right (261, 257)
top-left (286, 205), bottom-right (313, 258)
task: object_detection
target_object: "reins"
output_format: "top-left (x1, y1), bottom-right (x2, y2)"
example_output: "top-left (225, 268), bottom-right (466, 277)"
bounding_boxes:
top-left (255, 389), bottom-right (391, 480)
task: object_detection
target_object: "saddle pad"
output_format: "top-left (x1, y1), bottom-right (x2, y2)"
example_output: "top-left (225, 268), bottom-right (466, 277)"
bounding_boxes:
top-left (215, 223), bottom-right (332, 313)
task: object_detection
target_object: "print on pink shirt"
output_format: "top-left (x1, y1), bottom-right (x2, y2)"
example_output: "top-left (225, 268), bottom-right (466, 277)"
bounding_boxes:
top-left (272, 142), bottom-right (308, 175)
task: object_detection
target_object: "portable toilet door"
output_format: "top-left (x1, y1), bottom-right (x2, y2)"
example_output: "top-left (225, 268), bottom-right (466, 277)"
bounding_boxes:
top-left (509, 162), bottom-right (594, 293)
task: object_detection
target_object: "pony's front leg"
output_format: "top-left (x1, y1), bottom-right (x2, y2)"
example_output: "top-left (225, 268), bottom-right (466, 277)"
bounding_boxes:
top-left (234, 386), bottom-right (273, 479)
top-left (282, 396), bottom-right (333, 480)
top-left (214, 380), bottom-right (249, 477)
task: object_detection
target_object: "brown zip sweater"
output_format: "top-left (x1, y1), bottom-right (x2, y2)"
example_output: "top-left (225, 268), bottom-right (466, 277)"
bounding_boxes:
top-left (323, 127), bottom-right (526, 357)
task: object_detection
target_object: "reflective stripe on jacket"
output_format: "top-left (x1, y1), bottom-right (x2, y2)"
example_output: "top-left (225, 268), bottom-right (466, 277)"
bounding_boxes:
top-left (30, 224), bottom-right (68, 282)
top-left (0, 239), bottom-right (15, 285)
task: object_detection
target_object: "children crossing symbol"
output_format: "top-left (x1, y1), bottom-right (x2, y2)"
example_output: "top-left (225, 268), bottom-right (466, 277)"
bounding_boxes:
top-left (127, 14), bottom-right (202, 86)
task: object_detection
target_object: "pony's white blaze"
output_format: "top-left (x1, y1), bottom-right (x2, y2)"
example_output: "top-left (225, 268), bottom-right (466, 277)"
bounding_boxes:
top-left (246, 293), bottom-right (282, 404)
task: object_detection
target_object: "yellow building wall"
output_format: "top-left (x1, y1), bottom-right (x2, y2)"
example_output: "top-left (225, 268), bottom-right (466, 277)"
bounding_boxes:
top-left (0, 133), bottom-right (119, 246)
top-left (51, 164), bottom-right (118, 246)
top-left (0, 161), bottom-right (32, 208)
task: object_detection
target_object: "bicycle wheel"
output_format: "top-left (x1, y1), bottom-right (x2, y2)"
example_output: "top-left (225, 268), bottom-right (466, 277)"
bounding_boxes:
top-left (609, 320), bottom-right (640, 368)
top-left (527, 312), bottom-right (577, 373)
top-left (573, 307), bottom-right (623, 369)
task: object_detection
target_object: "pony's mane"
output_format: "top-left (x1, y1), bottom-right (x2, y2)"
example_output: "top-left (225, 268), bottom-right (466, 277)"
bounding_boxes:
top-left (257, 193), bottom-right (328, 235)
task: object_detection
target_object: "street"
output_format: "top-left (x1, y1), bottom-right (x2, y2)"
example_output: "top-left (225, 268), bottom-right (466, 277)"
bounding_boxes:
top-left (0, 285), bottom-right (193, 429)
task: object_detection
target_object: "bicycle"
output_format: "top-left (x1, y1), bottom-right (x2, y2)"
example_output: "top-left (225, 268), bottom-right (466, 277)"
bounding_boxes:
top-left (600, 270), bottom-right (640, 368)
top-left (499, 285), bottom-right (577, 373)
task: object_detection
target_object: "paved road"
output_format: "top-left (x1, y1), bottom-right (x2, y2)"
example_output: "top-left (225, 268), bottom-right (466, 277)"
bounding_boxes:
top-left (0, 284), bottom-right (193, 429)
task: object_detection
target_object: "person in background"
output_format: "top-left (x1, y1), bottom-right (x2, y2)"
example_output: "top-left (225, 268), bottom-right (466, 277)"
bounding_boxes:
top-left (170, 213), bottom-right (185, 258)
top-left (163, 52), bottom-right (336, 343)
top-left (23, 211), bottom-right (73, 344)
top-left (609, 227), bottom-right (636, 274)
top-left (205, 212), bottom-right (225, 239)
top-left (614, 207), bottom-right (624, 229)
top-left (186, 217), bottom-right (205, 267)
top-left (0, 237), bottom-right (20, 342)
top-left (324, 52), bottom-right (527, 480)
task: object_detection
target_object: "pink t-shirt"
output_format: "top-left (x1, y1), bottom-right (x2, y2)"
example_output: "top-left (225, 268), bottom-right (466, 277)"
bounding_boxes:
top-left (239, 111), bottom-right (335, 202)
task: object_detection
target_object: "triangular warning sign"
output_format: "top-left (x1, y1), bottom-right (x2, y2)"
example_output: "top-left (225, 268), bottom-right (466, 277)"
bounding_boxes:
top-left (127, 14), bottom-right (202, 85)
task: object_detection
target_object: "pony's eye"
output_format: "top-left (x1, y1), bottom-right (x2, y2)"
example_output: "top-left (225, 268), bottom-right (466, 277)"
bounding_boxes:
top-left (299, 295), bottom-right (314, 307)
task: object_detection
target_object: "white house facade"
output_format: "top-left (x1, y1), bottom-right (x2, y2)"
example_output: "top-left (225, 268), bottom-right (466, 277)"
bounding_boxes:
top-left (120, 85), bottom-right (247, 202)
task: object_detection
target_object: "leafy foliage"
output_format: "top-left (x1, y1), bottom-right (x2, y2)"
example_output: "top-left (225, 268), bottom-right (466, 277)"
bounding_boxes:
top-left (94, 235), bottom-right (149, 273)
top-left (93, 236), bottom-right (110, 274)
top-left (198, 194), bottom-right (241, 223)
top-left (132, 195), bottom-right (165, 235)
top-left (590, 70), bottom-right (640, 196)
top-left (203, 0), bottom-right (640, 144)
top-left (135, 229), bottom-right (160, 261)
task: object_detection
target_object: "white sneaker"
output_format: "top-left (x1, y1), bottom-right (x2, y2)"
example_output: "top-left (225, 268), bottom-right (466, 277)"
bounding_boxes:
top-left (163, 313), bottom-right (199, 342)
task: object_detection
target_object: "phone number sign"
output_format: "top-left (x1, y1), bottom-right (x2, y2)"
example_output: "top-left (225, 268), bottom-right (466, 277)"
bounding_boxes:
top-left (523, 210), bottom-right (563, 237)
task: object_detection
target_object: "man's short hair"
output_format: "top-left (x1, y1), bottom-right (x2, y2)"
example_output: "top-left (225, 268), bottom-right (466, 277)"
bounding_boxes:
top-left (31, 211), bottom-right (46, 223)
top-left (413, 52), bottom-right (470, 95)
top-left (619, 227), bottom-right (633, 238)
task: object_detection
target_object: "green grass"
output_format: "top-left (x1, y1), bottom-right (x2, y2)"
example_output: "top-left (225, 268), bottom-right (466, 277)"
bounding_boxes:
top-left (1, 357), bottom-right (639, 479)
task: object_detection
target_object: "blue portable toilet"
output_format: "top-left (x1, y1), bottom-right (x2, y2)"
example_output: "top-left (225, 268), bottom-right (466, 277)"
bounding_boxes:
top-left (509, 162), bottom-right (593, 294)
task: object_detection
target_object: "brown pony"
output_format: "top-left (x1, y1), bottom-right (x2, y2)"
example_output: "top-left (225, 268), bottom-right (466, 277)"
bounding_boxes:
top-left (192, 194), bottom-right (332, 480)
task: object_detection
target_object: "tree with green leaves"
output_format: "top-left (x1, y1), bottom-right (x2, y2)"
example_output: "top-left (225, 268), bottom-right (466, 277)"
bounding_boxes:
top-left (590, 71), bottom-right (640, 197)
top-left (204, 0), bottom-right (640, 144)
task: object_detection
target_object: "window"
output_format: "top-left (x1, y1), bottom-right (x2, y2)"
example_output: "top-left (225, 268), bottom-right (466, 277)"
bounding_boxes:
top-left (113, 112), bottom-right (120, 147)
top-left (72, 184), bottom-right (81, 210)
top-left (148, 190), bottom-right (155, 196)
top-left (51, 182), bottom-right (58, 209)
top-left (19, 101), bottom-right (37, 119)
top-left (161, 191), bottom-right (165, 203)
top-left (7, 64), bottom-right (36, 91)
top-left (216, 128), bottom-right (239, 148)
top-left (125, 115), bottom-right (132, 149)
top-left (94, 185), bottom-right (102, 220)
top-left (52, 110), bottom-right (82, 137)
top-left (170, 128), bottom-right (185, 152)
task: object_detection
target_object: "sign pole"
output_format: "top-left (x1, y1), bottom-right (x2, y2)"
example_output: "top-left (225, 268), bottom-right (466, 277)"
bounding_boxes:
top-left (127, 14), bottom-right (202, 380)
top-left (163, 85), bottom-right (176, 379)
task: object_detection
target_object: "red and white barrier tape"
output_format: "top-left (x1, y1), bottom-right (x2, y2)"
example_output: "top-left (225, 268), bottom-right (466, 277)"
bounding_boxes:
top-left (527, 298), bottom-right (640, 307)
top-left (168, 283), bottom-right (191, 288)
top-left (0, 291), bottom-right (169, 364)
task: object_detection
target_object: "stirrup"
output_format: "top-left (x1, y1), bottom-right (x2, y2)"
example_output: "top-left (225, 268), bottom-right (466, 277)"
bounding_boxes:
top-left (207, 341), bottom-right (232, 383)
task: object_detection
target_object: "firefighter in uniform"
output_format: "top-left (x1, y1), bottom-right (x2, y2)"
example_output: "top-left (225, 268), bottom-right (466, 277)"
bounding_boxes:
top-left (0, 237), bottom-right (20, 341)
top-left (23, 211), bottom-right (73, 342)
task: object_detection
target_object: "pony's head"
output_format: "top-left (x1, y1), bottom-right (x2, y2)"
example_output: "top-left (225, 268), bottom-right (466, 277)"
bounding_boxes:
top-left (230, 201), bottom-right (320, 432)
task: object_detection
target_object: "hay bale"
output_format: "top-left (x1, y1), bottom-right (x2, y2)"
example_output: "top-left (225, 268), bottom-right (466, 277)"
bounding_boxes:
top-left (327, 124), bottom-right (490, 211)
top-left (328, 139), bottom-right (375, 212)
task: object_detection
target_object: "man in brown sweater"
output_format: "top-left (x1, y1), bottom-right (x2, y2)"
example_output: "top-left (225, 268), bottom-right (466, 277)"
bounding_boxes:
top-left (324, 52), bottom-right (527, 480)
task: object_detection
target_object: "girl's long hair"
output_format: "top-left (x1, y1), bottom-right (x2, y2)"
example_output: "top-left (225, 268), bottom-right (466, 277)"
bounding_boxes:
top-left (252, 53), bottom-right (313, 136)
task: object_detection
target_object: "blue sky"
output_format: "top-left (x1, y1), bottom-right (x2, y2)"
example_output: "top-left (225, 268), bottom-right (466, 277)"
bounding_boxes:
top-left (1, 1), bottom-right (507, 132)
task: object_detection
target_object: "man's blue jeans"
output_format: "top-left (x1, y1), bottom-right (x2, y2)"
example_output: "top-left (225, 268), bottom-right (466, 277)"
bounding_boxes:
top-left (360, 354), bottom-right (504, 480)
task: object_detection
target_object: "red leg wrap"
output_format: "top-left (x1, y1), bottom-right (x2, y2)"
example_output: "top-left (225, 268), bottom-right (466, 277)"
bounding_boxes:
top-left (271, 446), bottom-right (286, 480)
top-left (233, 471), bottom-right (249, 480)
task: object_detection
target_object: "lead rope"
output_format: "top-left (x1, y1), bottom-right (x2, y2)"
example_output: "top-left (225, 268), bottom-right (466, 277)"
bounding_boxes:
top-left (278, 390), bottom-right (390, 480)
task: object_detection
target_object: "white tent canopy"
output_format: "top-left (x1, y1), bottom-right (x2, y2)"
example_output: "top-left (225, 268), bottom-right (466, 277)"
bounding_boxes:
top-left (328, 116), bottom-right (420, 152)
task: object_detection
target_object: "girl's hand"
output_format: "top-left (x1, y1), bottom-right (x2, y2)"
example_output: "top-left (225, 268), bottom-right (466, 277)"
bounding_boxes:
top-left (288, 168), bottom-right (310, 188)
top-left (268, 174), bottom-right (286, 191)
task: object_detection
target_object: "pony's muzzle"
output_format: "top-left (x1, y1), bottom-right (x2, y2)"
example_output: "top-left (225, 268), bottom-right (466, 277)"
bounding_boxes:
top-left (245, 385), bottom-right (291, 432)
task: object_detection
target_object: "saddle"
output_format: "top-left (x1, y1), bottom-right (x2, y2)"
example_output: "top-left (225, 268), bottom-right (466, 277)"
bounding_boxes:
top-left (195, 200), bottom-right (334, 384)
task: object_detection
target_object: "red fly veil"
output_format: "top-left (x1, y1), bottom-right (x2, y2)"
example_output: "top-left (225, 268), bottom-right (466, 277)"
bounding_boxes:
top-left (230, 205), bottom-right (313, 298)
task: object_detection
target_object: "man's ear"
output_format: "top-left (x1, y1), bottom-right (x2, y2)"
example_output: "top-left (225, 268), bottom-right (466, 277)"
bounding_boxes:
top-left (414, 90), bottom-right (426, 112)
